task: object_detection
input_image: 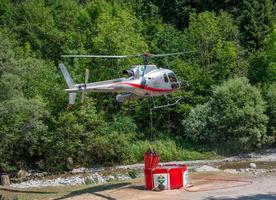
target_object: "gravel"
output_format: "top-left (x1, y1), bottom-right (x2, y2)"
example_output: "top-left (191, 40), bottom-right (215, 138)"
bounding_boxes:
top-left (10, 172), bottom-right (132, 188)
top-left (194, 165), bottom-right (221, 172)
top-left (9, 148), bottom-right (276, 189)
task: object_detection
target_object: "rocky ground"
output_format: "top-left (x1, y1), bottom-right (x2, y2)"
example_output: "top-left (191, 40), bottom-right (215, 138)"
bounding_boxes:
top-left (56, 173), bottom-right (276, 200)
top-left (10, 168), bottom-right (136, 188)
top-left (7, 148), bottom-right (276, 189)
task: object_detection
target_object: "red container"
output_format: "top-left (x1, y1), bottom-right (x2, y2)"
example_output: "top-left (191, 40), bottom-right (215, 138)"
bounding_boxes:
top-left (144, 164), bottom-right (188, 190)
top-left (151, 155), bottom-right (160, 168)
top-left (144, 168), bottom-right (153, 190)
top-left (144, 152), bottom-right (153, 169)
top-left (145, 167), bottom-right (169, 190)
top-left (182, 165), bottom-right (189, 188)
top-left (144, 152), bottom-right (160, 169)
top-left (152, 167), bottom-right (170, 190)
top-left (168, 166), bottom-right (184, 189)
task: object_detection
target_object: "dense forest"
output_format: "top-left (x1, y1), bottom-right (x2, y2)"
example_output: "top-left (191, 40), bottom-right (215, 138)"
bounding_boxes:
top-left (0, 0), bottom-right (275, 173)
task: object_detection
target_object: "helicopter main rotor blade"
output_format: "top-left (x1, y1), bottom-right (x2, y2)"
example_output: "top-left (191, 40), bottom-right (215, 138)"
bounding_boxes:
top-left (61, 51), bottom-right (197, 65)
top-left (61, 54), bottom-right (141, 58)
top-left (150, 51), bottom-right (196, 57)
top-left (62, 52), bottom-right (196, 59)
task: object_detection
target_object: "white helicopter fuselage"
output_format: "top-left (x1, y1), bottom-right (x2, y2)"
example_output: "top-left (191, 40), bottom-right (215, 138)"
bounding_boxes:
top-left (60, 64), bottom-right (180, 104)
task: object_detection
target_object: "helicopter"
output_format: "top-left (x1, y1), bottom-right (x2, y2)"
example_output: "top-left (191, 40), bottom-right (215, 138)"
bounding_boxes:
top-left (59, 52), bottom-right (189, 108)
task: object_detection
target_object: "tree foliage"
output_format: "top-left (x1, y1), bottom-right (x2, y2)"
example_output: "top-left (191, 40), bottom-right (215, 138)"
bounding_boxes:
top-left (0, 0), bottom-right (275, 172)
top-left (184, 77), bottom-right (269, 153)
top-left (265, 83), bottom-right (276, 142)
top-left (239, 0), bottom-right (274, 50)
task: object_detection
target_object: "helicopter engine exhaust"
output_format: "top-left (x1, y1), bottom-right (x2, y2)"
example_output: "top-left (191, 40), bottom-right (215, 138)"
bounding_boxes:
top-left (116, 93), bottom-right (132, 102)
top-left (123, 69), bottom-right (134, 77)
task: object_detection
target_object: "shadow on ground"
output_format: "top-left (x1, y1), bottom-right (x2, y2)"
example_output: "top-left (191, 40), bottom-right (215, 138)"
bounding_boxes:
top-left (127, 185), bottom-right (145, 191)
top-left (53, 182), bottom-right (130, 200)
top-left (205, 193), bottom-right (276, 200)
top-left (0, 187), bottom-right (57, 194)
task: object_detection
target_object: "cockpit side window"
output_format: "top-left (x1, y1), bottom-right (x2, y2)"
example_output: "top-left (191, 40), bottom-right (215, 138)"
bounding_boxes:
top-left (164, 74), bottom-right (169, 82)
top-left (138, 66), bottom-right (145, 76)
top-left (168, 73), bottom-right (177, 82)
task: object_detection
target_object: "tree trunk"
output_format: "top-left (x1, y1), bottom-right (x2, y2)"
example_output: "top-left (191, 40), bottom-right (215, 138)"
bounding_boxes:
top-left (1, 175), bottom-right (10, 187)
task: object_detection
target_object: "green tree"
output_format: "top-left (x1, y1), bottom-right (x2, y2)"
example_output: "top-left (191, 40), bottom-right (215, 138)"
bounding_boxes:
top-left (248, 24), bottom-right (276, 85)
top-left (47, 0), bottom-right (84, 56)
top-left (187, 11), bottom-right (247, 83)
top-left (46, 100), bottom-right (106, 169)
top-left (0, 31), bottom-right (17, 76)
top-left (239, 0), bottom-right (274, 50)
top-left (188, 12), bottom-right (238, 65)
top-left (9, 0), bottom-right (63, 60)
top-left (74, 0), bottom-right (149, 112)
top-left (1, 0), bottom-right (275, 171)
top-left (0, 0), bottom-right (12, 25)
top-left (184, 77), bottom-right (268, 152)
top-left (265, 83), bottom-right (276, 143)
top-left (0, 96), bottom-right (49, 171)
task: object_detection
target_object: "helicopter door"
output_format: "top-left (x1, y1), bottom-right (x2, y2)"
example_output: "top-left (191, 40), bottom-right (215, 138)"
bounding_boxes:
top-left (168, 73), bottom-right (179, 89)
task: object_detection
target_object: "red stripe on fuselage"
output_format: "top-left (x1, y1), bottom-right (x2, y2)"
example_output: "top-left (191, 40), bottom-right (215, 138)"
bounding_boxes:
top-left (110, 82), bottom-right (174, 92)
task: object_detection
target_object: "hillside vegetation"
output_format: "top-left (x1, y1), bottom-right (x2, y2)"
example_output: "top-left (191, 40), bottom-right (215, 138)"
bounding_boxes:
top-left (0, 0), bottom-right (275, 172)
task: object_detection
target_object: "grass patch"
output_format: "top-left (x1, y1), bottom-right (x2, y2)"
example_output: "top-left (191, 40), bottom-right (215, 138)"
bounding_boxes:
top-left (129, 139), bottom-right (218, 163)
top-left (0, 181), bottom-right (131, 200)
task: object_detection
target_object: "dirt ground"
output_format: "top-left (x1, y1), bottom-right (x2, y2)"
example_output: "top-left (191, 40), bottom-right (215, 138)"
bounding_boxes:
top-left (1, 172), bottom-right (276, 199)
top-left (47, 172), bottom-right (276, 200)
top-left (3, 149), bottom-right (276, 199)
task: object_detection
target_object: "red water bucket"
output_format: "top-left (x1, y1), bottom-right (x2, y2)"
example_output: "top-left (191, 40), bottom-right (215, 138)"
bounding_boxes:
top-left (144, 151), bottom-right (153, 169)
top-left (151, 155), bottom-right (160, 168)
top-left (144, 168), bottom-right (153, 190)
top-left (144, 164), bottom-right (188, 190)
top-left (144, 149), bottom-right (160, 169)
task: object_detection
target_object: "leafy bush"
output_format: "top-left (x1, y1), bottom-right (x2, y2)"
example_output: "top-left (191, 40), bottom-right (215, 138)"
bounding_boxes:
top-left (264, 83), bottom-right (276, 143)
top-left (88, 132), bottom-right (133, 166)
top-left (0, 96), bottom-right (49, 172)
top-left (129, 138), bottom-right (215, 163)
top-left (184, 77), bottom-right (268, 153)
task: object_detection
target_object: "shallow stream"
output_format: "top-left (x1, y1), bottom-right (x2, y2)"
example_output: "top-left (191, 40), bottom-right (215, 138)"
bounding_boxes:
top-left (219, 161), bottom-right (276, 170)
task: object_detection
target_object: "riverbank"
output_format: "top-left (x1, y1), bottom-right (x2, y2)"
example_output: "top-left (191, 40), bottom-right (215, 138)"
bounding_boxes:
top-left (3, 148), bottom-right (276, 189)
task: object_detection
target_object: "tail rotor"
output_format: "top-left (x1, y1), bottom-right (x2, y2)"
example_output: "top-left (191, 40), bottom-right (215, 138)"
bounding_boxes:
top-left (81, 68), bottom-right (89, 103)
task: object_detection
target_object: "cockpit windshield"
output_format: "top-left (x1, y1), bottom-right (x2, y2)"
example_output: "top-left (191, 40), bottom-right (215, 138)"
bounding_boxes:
top-left (168, 72), bottom-right (179, 89)
top-left (168, 72), bottom-right (177, 82)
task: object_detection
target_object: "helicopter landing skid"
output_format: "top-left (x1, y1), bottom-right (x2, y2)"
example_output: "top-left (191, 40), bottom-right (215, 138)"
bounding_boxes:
top-left (150, 96), bottom-right (182, 110)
